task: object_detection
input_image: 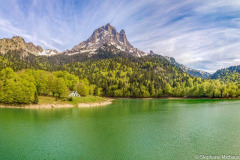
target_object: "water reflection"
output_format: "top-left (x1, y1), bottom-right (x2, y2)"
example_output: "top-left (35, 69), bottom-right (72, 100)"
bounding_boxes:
top-left (1, 99), bottom-right (240, 160)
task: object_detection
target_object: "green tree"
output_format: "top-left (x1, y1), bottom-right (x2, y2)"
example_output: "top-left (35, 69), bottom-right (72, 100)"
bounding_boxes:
top-left (54, 78), bottom-right (68, 99)
top-left (164, 83), bottom-right (172, 96)
top-left (76, 82), bottom-right (89, 96)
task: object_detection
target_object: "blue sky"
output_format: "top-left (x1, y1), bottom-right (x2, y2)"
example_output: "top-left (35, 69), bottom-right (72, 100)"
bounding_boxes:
top-left (0, 0), bottom-right (240, 73)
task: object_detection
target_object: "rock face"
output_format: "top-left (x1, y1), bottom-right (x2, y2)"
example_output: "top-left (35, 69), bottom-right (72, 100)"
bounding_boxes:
top-left (0, 36), bottom-right (43, 56)
top-left (164, 56), bottom-right (211, 79)
top-left (0, 36), bottom-right (58, 56)
top-left (64, 23), bottom-right (146, 57)
top-left (149, 50), bottom-right (156, 55)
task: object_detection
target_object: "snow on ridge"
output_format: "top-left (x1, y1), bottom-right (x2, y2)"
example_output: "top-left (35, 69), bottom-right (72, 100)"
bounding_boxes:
top-left (38, 49), bottom-right (58, 56)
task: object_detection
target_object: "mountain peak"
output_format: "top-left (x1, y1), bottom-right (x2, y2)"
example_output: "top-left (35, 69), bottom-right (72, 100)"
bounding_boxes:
top-left (0, 36), bottom-right (42, 56)
top-left (120, 29), bottom-right (125, 35)
top-left (67, 24), bottom-right (146, 57)
top-left (149, 50), bottom-right (156, 55)
top-left (101, 23), bottom-right (116, 33)
top-left (105, 23), bottom-right (111, 27)
top-left (12, 36), bottom-right (25, 42)
top-left (105, 23), bottom-right (113, 28)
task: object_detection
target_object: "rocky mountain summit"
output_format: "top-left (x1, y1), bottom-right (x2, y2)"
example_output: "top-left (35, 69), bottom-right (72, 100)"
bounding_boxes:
top-left (0, 36), bottom-right (58, 56)
top-left (0, 36), bottom-right (43, 56)
top-left (63, 23), bottom-right (146, 57)
top-left (149, 50), bottom-right (156, 55)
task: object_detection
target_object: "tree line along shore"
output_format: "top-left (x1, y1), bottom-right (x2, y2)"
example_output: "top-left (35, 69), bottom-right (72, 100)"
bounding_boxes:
top-left (0, 67), bottom-right (112, 105)
top-left (0, 96), bottom-right (113, 109)
top-left (0, 66), bottom-right (239, 106)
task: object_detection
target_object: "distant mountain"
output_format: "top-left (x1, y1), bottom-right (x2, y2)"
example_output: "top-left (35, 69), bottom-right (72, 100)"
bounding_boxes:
top-left (63, 23), bottom-right (147, 57)
top-left (164, 56), bottom-right (211, 79)
top-left (210, 65), bottom-right (240, 82)
top-left (0, 36), bottom-right (58, 56)
top-left (0, 24), bottom-right (212, 80)
top-left (0, 34), bottom-right (211, 79)
top-left (147, 50), bottom-right (210, 78)
top-left (0, 36), bottom-right (43, 56)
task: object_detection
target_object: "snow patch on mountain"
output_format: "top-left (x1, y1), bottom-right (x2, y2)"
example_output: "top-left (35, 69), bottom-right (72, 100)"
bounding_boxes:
top-left (38, 49), bottom-right (58, 56)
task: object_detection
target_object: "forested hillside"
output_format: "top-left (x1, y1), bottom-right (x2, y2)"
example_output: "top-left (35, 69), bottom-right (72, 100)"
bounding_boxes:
top-left (62, 56), bottom-right (240, 98)
top-left (211, 65), bottom-right (240, 83)
top-left (0, 68), bottom-right (93, 104)
top-left (0, 44), bottom-right (240, 104)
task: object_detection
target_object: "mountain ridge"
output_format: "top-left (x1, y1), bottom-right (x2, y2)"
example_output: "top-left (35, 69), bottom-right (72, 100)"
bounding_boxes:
top-left (148, 50), bottom-right (211, 78)
top-left (164, 56), bottom-right (211, 79)
top-left (210, 65), bottom-right (240, 82)
top-left (63, 23), bottom-right (147, 57)
top-left (0, 36), bottom-right (43, 56)
top-left (0, 36), bottom-right (58, 56)
top-left (0, 24), bottom-right (216, 78)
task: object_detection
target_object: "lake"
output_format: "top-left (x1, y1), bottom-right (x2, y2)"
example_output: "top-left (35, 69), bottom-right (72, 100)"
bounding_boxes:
top-left (0, 99), bottom-right (240, 160)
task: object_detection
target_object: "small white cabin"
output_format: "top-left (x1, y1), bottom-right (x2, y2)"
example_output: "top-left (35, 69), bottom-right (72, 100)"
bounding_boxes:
top-left (69, 91), bottom-right (80, 97)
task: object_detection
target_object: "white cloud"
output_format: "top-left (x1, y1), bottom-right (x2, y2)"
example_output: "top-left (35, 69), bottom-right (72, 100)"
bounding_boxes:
top-left (51, 38), bottom-right (64, 45)
top-left (39, 40), bottom-right (60, 51)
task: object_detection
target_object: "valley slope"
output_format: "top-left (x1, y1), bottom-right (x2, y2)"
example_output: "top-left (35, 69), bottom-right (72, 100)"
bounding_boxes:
top-left (211, 65), bottom-right (240, 83)
top-left (0, 24), bottom-right (239, 102)
top-left (0, 23), bottom-right (210, 78)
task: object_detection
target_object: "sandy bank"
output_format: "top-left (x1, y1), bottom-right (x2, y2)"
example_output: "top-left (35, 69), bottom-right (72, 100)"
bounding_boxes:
top-left (77, 99), bottom-right (113, 108)
top-left (0, 99), bottom-right (114, 109)
top-left (0, 103), bottom-right (74, 109)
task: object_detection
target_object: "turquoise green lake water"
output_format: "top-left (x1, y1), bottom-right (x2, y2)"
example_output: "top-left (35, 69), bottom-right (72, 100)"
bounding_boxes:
top-left (0, 99), bottom-right (240, 160)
